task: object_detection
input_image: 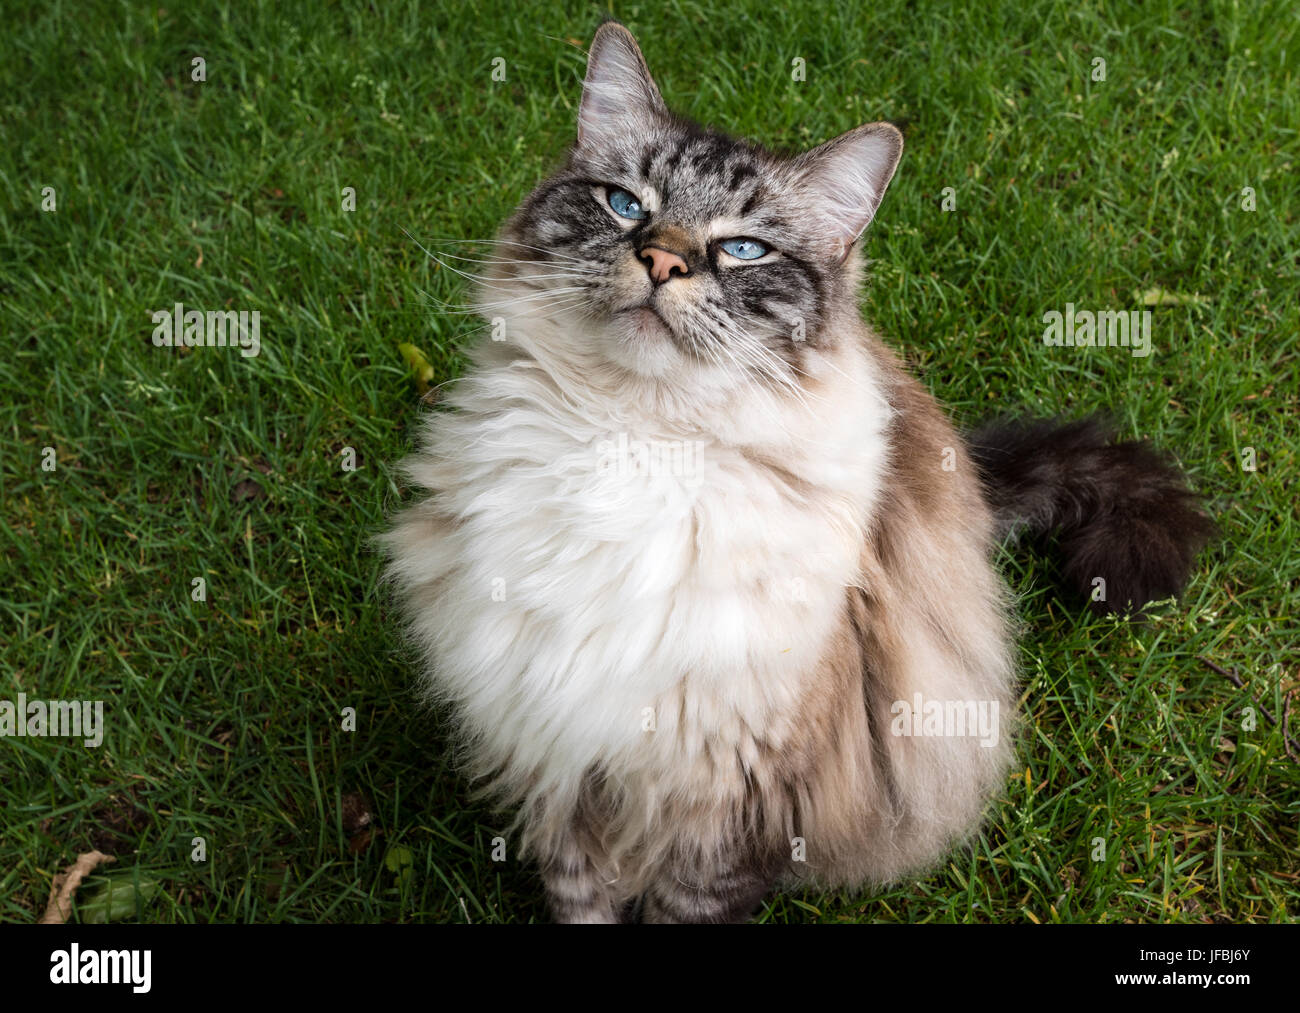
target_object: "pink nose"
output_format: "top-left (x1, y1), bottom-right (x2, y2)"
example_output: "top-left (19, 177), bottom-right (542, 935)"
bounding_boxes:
top-left (639, 246), bottom-right (689, 283)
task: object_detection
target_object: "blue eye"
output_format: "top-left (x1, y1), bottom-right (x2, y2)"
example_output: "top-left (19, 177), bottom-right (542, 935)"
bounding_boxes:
top-left (607, 187), bottom-right (648, 220)
top-left (719, 237), bottom-right (769, 260)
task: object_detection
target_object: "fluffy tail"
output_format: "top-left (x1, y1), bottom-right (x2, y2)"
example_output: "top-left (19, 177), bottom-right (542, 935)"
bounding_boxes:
top-left (967, 417), bottom-right (1215, 614)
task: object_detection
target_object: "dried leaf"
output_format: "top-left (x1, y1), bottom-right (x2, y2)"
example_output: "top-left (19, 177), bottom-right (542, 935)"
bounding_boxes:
top-left (1133, 287), bottom-right (1212, 307)
top-left (39, 851), bottom-right (115, 924)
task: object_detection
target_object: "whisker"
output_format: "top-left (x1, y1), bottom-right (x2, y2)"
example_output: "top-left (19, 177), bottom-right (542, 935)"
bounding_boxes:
top-left (428, 255), bottom-right (597, 294)
top-left (416, 236), bottom-right (592, 266)
top-left (417, 288), bottom-right (591, 316)
top-left (429, 249), bottom-right (602, 274)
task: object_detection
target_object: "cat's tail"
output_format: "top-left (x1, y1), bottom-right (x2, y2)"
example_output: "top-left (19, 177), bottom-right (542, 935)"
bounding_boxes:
top-left (966, 417), bottom-right (1215, 614)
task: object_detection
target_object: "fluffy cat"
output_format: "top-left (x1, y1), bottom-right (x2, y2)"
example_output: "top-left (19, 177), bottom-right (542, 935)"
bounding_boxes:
top-left (381, 22), bottom-right (1213, 923)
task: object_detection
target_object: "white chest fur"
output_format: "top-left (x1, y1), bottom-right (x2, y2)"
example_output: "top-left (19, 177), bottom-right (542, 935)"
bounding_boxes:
top-left (384, 340), bottom-right (891, 808)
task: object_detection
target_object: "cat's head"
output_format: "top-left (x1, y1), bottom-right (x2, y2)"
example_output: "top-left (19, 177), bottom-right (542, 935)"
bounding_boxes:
top-left (483, 22), bottom-right (901, 395)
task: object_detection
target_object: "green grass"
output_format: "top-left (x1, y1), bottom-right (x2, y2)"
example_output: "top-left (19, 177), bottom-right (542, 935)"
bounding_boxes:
top-left (2, 0), bottom-right (1297, 923)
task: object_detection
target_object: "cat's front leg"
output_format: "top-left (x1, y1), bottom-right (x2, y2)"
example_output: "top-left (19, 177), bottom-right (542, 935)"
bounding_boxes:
top-left (641, 846), bottom-right (777, 924)
top-left (540, 837), bottom-right (623, 924)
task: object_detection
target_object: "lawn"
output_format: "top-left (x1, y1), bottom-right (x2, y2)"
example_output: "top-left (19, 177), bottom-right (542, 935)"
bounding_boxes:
top-left (1, 0), bottom-right (1297, 923)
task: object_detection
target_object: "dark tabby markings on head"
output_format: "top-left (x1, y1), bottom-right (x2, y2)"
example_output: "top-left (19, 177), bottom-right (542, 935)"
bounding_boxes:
top-left (496, 20), bottom-right (901, 394)
top-left (503, 122), bottom-right (841, 372)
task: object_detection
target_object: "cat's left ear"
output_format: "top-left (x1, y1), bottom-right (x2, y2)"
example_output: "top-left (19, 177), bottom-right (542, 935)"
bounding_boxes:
top-left (795, 122), bottom-right (903, 259)
top-left (578, 23), bottom-right (666, 151)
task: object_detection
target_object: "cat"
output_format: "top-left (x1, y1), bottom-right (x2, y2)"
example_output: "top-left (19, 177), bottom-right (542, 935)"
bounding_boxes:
top-left (380, 21), bottom-right (1213, 923)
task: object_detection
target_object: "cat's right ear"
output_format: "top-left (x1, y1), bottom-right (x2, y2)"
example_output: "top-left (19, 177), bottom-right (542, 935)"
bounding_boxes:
top-left (795, 122), bottom-right (904, 260)
top-left (578, 23), bottom-right (666, 151)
